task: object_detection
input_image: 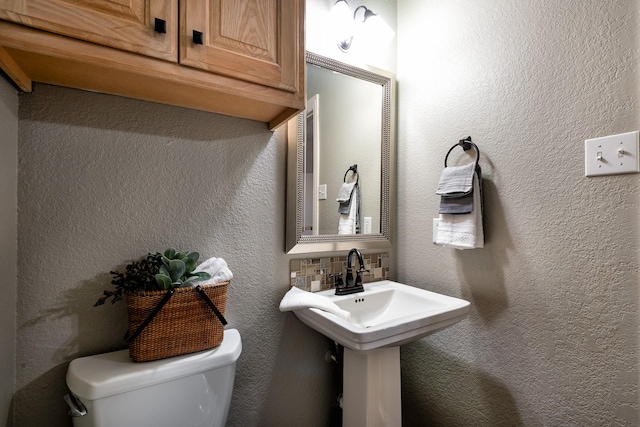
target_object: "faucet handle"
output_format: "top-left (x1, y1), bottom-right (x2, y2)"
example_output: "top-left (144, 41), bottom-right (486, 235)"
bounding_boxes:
top-left (330, 273), bottom-right (344, 288)
top-left (355, 268), bottom-right (369, 286)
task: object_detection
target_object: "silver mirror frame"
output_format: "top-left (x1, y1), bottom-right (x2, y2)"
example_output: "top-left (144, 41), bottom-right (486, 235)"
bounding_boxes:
top-left (286, 51), bottom-right (396, 254)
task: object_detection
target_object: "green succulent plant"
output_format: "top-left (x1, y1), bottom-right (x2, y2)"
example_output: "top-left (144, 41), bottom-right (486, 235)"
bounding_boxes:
top-left (154, 247), bottom-right (211, 290)
top-left (94, 248), bottom-right (211, 306)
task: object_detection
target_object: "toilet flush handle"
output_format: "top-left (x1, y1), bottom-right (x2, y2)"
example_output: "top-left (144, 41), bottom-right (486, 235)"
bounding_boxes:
top-left (64, 393), bottom-right (87, 417)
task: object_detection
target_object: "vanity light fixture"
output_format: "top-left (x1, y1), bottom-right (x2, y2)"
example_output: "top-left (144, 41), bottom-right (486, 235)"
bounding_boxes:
top-left (331, 0), bottom-right (394, 52)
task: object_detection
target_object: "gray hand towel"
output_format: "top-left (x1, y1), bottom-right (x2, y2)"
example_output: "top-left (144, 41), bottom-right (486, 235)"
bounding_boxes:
top-left (436, 162), bottom-right (478, 214)
top-left (440, 191), bottom-right (473, 214)
top-left (336, 181), bottom-right (356, 202)
top-left (436, 162), bottom-right (476, 197)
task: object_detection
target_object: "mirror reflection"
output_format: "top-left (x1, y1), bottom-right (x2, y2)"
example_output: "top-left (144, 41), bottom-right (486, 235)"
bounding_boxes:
top-left (286, 52), bottom-right (395, 254)
top-left (305, 62), bottom-right (382, 236)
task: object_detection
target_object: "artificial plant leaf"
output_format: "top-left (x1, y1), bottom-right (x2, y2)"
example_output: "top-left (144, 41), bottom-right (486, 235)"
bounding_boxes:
top-left (191, 271), bottom-right (212, 281)
top-left (169, 259), bottom-right (186, 282)
top-left (183, 252), bottom-right (199, 273)
top-left (155, 274), bottom-right (172, 290)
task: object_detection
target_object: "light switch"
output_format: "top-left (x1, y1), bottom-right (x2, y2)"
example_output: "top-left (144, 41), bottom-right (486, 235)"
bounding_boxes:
top-left (585, 131), bottom-right (640, 176)
top-left (318, 184), bottom-right (327, 200)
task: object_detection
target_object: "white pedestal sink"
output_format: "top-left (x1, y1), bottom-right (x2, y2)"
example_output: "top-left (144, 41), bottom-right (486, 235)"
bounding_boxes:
top-left (292, 280), bottom-right (470, 427)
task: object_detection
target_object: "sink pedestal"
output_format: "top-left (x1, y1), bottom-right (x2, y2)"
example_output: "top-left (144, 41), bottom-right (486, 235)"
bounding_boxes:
top-left (343, 346), bottom-right (401, 427)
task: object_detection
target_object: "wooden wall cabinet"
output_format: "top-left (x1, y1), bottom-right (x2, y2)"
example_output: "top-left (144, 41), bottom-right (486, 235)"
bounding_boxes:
top-left (180, 1), bottom-right (299, 92)
top-left (0, 0), bottom-right (305, 130)
top-left (0, 0), bottom-right (178, 61)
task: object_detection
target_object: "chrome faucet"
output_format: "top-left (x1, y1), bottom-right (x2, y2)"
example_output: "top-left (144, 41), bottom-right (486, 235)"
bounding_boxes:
top-left (335, 248), bottom-right (367, 295)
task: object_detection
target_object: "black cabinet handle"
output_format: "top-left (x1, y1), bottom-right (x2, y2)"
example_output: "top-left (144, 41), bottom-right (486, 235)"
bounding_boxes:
top-left (193, 30), bottom-right (204, 45)
top-left (154, 18), bottom-right (167, 34)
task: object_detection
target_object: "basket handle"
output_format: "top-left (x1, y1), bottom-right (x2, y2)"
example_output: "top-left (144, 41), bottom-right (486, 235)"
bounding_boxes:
top-left (124, 288), bottom-right (175, 343)
top-left (195, 285), bottom-right (228, 326)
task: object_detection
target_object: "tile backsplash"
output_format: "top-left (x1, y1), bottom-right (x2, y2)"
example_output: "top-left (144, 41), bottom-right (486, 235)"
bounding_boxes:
top-left (290, 253), bottom-right (389, 292)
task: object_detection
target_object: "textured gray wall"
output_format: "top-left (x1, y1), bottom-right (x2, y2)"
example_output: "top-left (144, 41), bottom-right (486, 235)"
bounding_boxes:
top-left (6, 0), bottom-right (640, 426)
top-left (13, 85), bottom-right (335, 427)
top-left (397, 0), bottom-right (640, 425)
top-left (0, 76), bottom-right (18, 427)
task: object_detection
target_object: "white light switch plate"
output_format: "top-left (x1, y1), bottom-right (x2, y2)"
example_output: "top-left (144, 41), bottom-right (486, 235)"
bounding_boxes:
top-left (318, 184), bottom-right (327, 200)
top-left (585, 131), bottom-right (639, 176)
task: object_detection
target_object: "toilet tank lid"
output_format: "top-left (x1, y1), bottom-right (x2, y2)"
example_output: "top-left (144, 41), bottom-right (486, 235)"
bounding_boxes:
top-left (66, 328), bottom-right (241, 400)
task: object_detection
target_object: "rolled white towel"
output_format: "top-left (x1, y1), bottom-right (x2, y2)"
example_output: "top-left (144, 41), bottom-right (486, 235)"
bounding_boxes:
top-left (193, 257), bottom-right (233, 285)
top-left (279, 286), bottom-right (351, 320)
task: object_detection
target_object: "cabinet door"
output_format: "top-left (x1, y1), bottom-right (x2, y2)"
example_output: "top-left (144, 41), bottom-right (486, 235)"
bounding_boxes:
top-left (0, 0), bottom-right (177, 62)
top-left (180, 0), bottom-right (303, 93)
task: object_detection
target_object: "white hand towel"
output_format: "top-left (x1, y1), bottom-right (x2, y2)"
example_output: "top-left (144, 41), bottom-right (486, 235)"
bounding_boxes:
top-left (436, 173), bottom-right (484, 249)
top-left (279, 286), bottom-right (351, 320)
top-left (193, 257), bottom-right (233, 285)
top-left (338, 186), bottom-right (358, 235)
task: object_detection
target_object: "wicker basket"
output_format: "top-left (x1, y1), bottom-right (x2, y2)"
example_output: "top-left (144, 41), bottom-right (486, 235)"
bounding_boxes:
top-left (125, 281), bottom-right (229, 362)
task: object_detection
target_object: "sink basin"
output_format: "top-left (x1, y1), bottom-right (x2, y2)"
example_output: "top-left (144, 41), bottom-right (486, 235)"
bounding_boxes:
top-left (293, 280), bottom-right (470, 352)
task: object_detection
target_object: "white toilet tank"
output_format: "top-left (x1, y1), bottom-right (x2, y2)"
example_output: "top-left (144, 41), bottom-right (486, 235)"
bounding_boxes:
top-left (66, 328), bottom-right (241, 427)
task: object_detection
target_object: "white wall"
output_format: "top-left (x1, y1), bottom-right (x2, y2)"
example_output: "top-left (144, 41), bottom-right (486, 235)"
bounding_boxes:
top-left (0, 77), bottom-right (18, 427)
top-left (397, 0), bottom-right (640, 425)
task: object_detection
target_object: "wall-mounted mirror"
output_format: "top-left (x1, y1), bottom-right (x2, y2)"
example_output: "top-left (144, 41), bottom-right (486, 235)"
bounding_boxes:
top-left (286, 51), bottom-right (395, 254)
